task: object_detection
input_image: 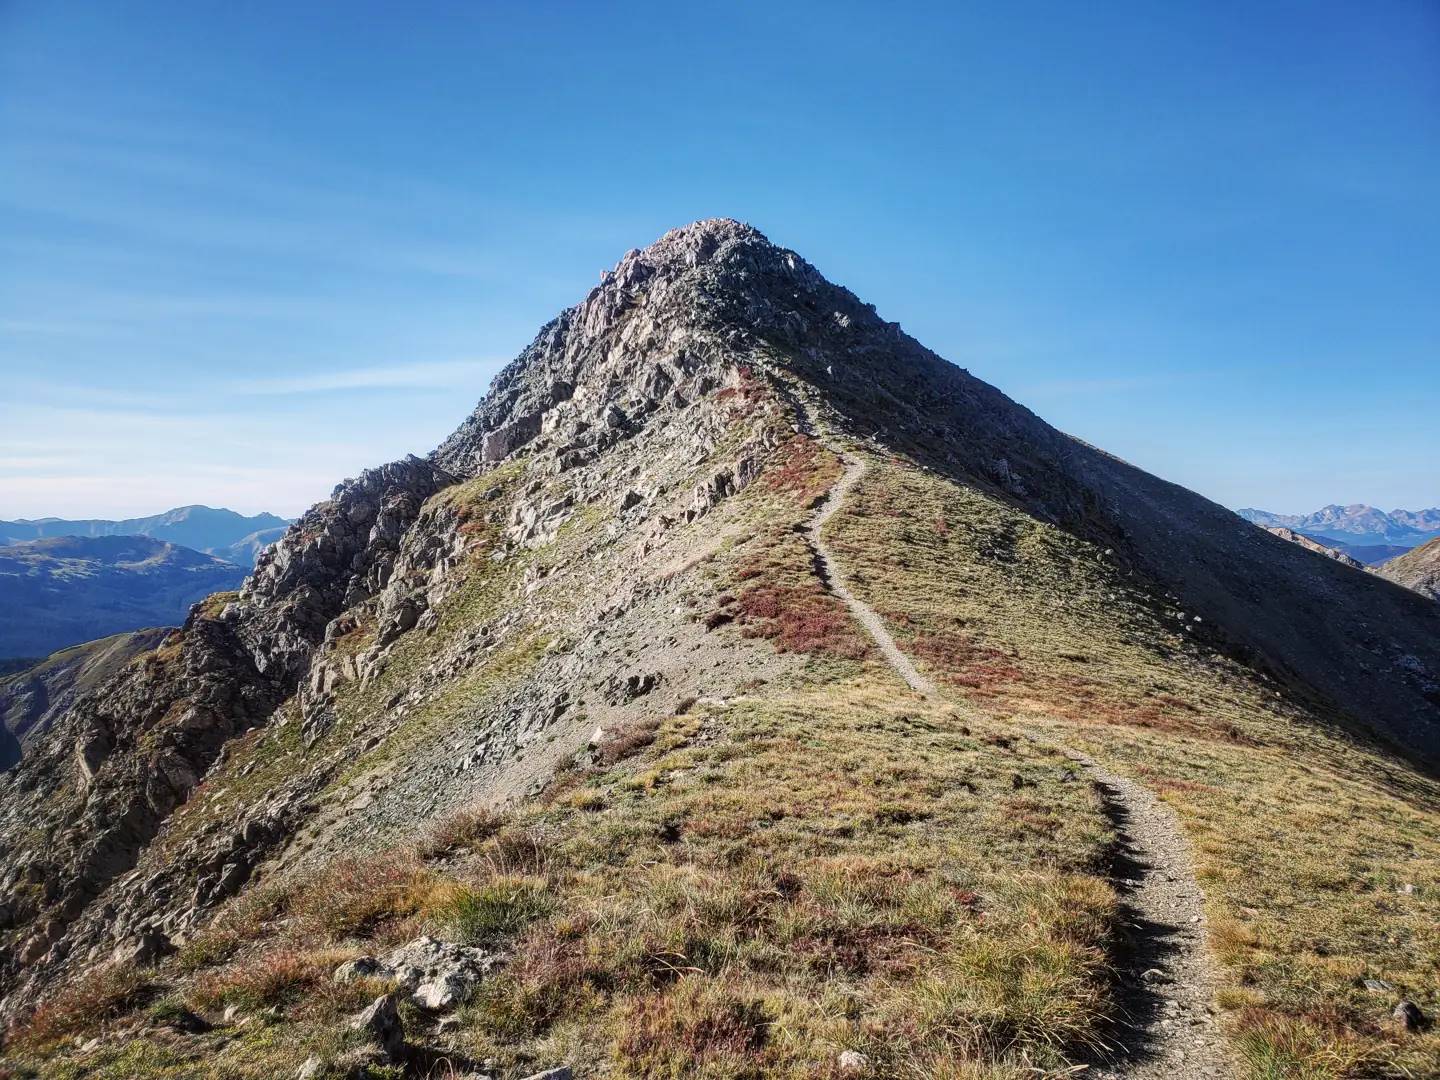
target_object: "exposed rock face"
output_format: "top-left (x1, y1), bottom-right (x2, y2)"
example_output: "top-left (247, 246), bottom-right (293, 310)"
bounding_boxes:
top-left (334, 936), bottom-right (498, 1010)
top-left (1263, 527), bottom-right (1367, 569)
top-left (349, 992), bottom-right (404, 1061)
top-left (1, 217), bottom-right (1437, 1031)
top-left (0, 457), bottom-right (449, 1010)
top-left (1378, 536), bottom-right (1440, 602)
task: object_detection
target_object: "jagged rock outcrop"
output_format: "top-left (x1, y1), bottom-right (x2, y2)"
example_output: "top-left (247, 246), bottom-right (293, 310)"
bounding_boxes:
top-left (0, 457), bottom-right (450, 1010)
top-left (0, 629), bottom-right (170, 771)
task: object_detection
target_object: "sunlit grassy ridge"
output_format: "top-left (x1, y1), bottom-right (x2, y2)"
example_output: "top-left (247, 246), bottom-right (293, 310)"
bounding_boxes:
top-left (8, 419), bottom-right (1436, 1080)
top-left (826, 450), bottom-right (1440, 1078)
top-left (6, 676), bottom-right (1121, 1080)
top-left (4, 434), bottom-right (1133, 1080)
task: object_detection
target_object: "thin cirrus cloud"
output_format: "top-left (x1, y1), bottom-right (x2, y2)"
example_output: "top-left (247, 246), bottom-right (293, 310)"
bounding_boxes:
top-left (233, 359), bottom-right (500, 395)
top-left (0, 360), bottom-right (504, 518)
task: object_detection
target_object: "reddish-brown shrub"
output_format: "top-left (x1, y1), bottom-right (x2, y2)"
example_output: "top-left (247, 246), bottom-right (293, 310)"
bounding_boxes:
top-left (733, 582), bottom-right (870, 659)
top-left (188, 949), bottom-right (332, 1011)
top-left (599, 719), bottom-right (661, 766)
top-left (7, 964), bottom-right (153, 1050)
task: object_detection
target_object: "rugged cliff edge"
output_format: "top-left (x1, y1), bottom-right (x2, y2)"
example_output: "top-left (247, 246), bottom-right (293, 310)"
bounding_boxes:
top-left (2, 220), bottom-right (1437, 1078)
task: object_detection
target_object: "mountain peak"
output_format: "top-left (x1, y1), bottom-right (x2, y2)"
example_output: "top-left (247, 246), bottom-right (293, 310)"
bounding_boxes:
top-left (643, 216), bottom-right (772, 257)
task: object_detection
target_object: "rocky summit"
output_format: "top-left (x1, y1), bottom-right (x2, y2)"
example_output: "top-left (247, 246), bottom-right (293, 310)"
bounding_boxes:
top-left (2, 220), bottom-right (1438, 1079)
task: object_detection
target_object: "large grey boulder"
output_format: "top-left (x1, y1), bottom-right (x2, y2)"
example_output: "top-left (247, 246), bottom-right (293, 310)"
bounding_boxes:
top-left (334, 935), bottom-right (498, 1011)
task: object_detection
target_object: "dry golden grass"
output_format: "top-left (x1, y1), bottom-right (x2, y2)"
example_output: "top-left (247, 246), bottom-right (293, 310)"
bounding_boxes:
top-left (17, 405), bottom-right (1435, 1079)
top-left (827, 451), bottom-right (1440, 1077)
top-left (6, 963), bottom-right (155, 1053)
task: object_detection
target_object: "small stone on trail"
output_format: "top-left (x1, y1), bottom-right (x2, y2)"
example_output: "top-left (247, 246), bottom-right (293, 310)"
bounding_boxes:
top-left (838, 1049), bottom-right (870, 1073)
top-left (351, 993), bottom-right (405, 1061)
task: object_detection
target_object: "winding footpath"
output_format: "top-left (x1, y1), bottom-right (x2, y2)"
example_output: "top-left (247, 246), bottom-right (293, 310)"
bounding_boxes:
top-left (801, 428), bottom-right (1234, 1079)
top-left (806, 454), bottom-right (935, 696)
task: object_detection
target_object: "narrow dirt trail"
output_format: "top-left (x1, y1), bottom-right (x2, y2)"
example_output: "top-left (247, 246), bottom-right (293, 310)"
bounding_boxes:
top-left (802, 429), bottom-right (1234, 1079)
top-left (807, 454), bottom-right (935, 696)
top-left (1075, 753), bottom-right (1235, 1078)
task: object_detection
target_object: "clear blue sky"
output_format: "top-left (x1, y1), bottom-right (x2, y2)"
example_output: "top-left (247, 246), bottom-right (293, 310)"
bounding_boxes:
top-left (1, 1), bottom-right (1436, 519)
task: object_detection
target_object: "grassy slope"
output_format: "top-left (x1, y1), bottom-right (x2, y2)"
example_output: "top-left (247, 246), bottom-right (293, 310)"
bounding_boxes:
top-left (8, 426), bottom-right (1433, 1080)
top-left (4, 437), bottom-right (1126, 1080)
top-left (827, 450), bottom-right (1440, 1079)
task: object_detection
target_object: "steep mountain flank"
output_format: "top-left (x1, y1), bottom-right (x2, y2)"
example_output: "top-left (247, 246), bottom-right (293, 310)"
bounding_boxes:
top-left (1378, 537), bottom-right (1440, 601)
top-left (0, 536), bottom-right (247, 661)
top-left (3, 221), bottom-right (1438, 1079)
top-left (0, 507), bottom-right (289, 565)
top-left (0, 629), bottom-right (170, 771)
top-left (1262, 527), bottom-right (1366, 569)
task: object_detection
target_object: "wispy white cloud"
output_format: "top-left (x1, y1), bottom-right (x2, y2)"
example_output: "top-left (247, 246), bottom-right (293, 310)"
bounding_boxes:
top-left (0, 372), bottom-right (488, 518)
top-left (233, 359), bottom-right (497, 395)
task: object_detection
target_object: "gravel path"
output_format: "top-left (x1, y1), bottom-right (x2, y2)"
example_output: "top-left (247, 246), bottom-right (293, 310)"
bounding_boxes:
top-left (806, 452), bottom-right (935, 696)
top-left (1078, 755), bottom-right (1235, 1078)
top-left (804, 429), bottom-right (1234, 1079)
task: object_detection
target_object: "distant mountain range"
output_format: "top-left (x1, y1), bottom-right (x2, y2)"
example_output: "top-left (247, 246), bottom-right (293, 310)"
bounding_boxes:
top-left (1238, 504), bottom-right (1440, 561)
top-left (0, 535), bottom-right (247, 661)
top-left (0, 505), bottom-right (289, 567)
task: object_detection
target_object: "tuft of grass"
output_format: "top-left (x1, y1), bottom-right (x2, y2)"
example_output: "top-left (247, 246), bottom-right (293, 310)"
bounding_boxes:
top-left (416, 805), bottom-right (504, 860)
top-left (1233, 1007), bottom-right (1379, 1080)
top-left (186, 948), bottom-right (336, 1012)
top-left (289, 856), bottom-right (435, 939)
top-left (7, 963), bottom-right (155, 1051)
top-left (598, 719), bottom-right (661, 766)
top-left (615, 978), bottom-right (774, 1076)
top-left (430, 876), bottom-right (551, 945)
